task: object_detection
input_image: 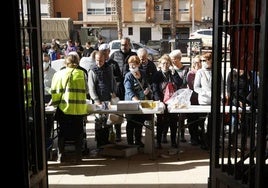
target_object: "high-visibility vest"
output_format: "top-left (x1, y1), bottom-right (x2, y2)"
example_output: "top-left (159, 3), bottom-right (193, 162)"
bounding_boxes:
top-left (51, 67), bottom-right (87, 115)
top-left (23, 68), bottom-right (32, 108)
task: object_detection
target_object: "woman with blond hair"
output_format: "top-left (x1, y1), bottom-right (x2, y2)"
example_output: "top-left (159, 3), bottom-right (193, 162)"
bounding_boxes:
top-left (152, 54), bottom-right (183, 148)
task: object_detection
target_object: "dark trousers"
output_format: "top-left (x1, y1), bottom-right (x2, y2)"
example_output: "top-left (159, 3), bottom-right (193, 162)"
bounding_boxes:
top-left (187, 113), bottom-right (205, 144)
top-left (58, 114), bottom-right (84, 158)
top-left (126, 114), bottom-right (145, 145)
top-left (114, 123), bottom-right (122, 140)
top-left (156, 112), bottom-right (178, 145)
top-left (45, 113), bottom-right (54, 148)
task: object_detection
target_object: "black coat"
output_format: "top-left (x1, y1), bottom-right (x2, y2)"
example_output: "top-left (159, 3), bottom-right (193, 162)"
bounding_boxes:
top-left (152, 70), bottom-right (183, 101)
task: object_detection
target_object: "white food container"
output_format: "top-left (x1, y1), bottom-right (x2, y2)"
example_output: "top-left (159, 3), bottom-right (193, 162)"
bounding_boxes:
top-left (117, 101), bottom-right (140, 111)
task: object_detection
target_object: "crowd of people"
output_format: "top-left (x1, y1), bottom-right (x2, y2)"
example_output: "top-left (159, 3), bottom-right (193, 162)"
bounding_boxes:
top-left (40, 36), bottom-right (258, 163)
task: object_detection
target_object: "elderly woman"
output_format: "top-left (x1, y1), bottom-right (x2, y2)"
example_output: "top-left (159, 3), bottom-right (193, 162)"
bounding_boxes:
top-left (186, 55), bottom-right (204, 146)
top-left (168, 49), bottom-right (190, 143)
top-left (124, 55), bottom-right (150, 147)
top-left (152, 54), bottom-right (183, 149)
top-left (193, 52), bottom-right (213, 150)
top-left (194, 52), bottom-right (213, 105)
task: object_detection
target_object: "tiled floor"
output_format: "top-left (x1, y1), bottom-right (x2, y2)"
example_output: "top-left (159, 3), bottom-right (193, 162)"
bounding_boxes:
top-left (48, 115), bottom-right (210, 188)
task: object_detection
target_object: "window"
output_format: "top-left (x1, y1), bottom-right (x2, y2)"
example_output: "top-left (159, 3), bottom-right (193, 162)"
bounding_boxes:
top-left (40, 3), bottom-right (48, 16)
top-left (56, 12), bottom-right (61, 18)
top-left (179, 0), bottom-right (190, 13)
top-left (163, 9), bottom-right (170, 20)
top-left (87, 0), bottom-right (112, 15)
top-left (106, 7), bottom-right (112, 15)
top-left (128, 27), bottom-right (133, 35)
top-left (132, 0), bottom-right (146, 12)
top-left (78, 12), bottom-right (83, 20)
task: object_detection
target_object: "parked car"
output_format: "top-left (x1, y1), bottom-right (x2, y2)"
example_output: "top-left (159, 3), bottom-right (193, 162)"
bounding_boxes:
top-left (146, 40), bottom-right (161, 51)
top-left (189, 28), bottom-right (230, 50)
top-left (109, 40), bottom-right (160, 61)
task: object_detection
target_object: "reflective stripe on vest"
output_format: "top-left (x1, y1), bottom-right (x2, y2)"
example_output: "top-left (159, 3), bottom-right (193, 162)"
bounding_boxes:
top-left (51, 68), bottom-right (87, 115)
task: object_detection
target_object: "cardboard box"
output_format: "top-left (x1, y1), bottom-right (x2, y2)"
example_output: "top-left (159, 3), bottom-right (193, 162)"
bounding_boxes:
top-left (117, 101), bottom-right (140, 111)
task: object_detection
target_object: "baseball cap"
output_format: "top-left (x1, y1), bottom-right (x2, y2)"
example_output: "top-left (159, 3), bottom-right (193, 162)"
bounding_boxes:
top-left (98, 43), bottom-right (110, 51)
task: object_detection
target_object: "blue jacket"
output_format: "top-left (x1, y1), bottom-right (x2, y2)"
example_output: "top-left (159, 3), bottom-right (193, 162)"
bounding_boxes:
top-left (124, 70), bottom-right (148, 101)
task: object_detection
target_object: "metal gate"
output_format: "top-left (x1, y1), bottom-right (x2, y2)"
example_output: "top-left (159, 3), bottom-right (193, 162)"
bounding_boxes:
top-left (12, 0), bottom-right (48, 187)
top-left (209, 0), bottom-right (268, 188)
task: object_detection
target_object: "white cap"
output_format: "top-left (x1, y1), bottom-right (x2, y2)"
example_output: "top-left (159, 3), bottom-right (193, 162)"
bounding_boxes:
top-left (98, 43), bottom-right (110, 51)
top-left (68, 51), bottom-right (79, 57)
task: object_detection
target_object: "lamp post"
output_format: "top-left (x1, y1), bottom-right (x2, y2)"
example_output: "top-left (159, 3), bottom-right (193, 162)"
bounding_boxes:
top-left (191, 0), bottom-right (195, 32)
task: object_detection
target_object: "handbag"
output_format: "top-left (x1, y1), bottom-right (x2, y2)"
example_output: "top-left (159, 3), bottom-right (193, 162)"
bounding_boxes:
top-left (107, 113), bottom-right (124, 125)
top-left (163, 82), bottom-right (176, 104)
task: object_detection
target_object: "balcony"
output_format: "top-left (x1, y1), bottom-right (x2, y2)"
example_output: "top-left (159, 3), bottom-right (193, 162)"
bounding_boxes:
top-left (154, 10), bottom-right (190, 24)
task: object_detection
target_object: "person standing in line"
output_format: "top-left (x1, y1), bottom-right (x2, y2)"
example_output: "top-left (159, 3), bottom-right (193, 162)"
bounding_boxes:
top-left (43, 53), bottom-right (56, 104)
top-left (79, 50), bottom-right (98, 104)
top-left (50, 53), bottom-right (88, 163)
top-left (152, 54), bottom-right (183, 149)
top-left (136, 47), bottom-right (158, 134)
top-left (109, 37), bottom-right (137, 141)
top-left (88, 50), bottom-right (117, 105)
top-left (43, 53), bottom-right (56, 151)
top-left (74, 40), bottom-right (84, 59)
top-left (80, 50), bottom-right (97, 73)
top-left (137, 48), bottom-right (157, 100)
top-left (42, 42), bottom-right (49, 53)
top-left (82, 41), bottom-right (95, 57)
top-left (194, 52), bottom-right (213, 104)
top-left (124, 55), bottom-right (151, 147)
top-left (64, 39), bottom-right (77, 56)
top-left (98, 43), bottom-right (123, 142)
top-left (226, 68), bottom-right (252, 144)
top-left (109, 37), bottom-right (137, 84)
top-left (186, 55), bottom-right (205, 146)
top-left (169, 49), bottom-right (190, 143)
top-left (48, 42), bottom-right (62, 61)
top-left (193, 52), bottom-right (213, 150)
top-left (88, 50), bottom-right (117, 147)
top-left (94, 36), bottom-right (105, 50)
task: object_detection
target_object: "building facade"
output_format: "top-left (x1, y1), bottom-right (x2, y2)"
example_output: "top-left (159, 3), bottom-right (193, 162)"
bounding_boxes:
top-left (40, 0), bottom-right (213, 49)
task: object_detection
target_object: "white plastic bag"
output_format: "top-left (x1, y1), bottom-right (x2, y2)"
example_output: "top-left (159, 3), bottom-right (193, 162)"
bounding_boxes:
top-left (166, 88), bottom-right (193, 109)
